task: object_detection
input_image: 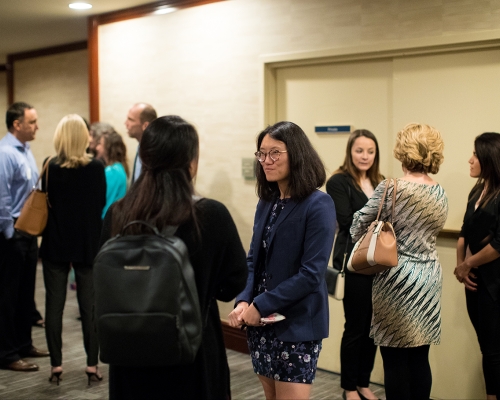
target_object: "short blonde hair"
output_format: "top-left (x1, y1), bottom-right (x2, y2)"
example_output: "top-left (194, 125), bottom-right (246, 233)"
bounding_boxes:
top-left (53, 114), bottom-right (91, 168)
top-left (393, 123), bottom-right (444, 174)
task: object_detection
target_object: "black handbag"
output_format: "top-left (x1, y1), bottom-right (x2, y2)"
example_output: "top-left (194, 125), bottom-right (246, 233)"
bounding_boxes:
top-left (325, 239), bottom-right (348, 300)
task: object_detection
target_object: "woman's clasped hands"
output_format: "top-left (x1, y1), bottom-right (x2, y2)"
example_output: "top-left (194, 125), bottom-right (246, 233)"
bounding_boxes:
top-left (228, 302), bottom-right (265, 328)
top-left (454, 246), bottom-right (478, 291)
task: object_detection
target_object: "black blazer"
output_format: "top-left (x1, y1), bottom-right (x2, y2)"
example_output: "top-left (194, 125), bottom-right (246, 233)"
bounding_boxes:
top-left (460, 187), bottom-right (500, 302)
top-left (326, 172), bottom-right (369, 271)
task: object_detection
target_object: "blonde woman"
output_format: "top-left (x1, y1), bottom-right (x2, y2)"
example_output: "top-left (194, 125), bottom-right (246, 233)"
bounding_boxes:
top-left (39, 114), bottom-right (106, 385)
top-left (350, 123), bottom-right (448, 399)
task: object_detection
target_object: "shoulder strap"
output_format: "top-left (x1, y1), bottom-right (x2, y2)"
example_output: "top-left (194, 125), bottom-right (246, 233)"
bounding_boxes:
top-left (390, 178), bottom-right (397, 223)
top-left (375, 178), bottom-right (397, 223)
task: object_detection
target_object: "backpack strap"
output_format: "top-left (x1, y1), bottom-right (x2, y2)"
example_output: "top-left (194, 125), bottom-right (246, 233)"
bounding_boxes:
top-left (121, 220), bottom-right (161, 236)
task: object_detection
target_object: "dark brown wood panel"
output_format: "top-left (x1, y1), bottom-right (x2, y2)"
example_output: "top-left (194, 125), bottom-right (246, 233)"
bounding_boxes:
top-left (221, 320), bottom-right (250, 354)
top-left (88, 17), bottom-right (100, 123)
top-left (94, 0), bottom-right (225, 25)
top-left (7, 41), bottom-right (87, 63)
top-left (438, 229), bottom-right (460, 240)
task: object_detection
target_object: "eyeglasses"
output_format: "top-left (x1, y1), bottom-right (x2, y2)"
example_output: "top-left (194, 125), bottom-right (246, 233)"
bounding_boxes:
top-left (254, 150), bottom-right (287, 162)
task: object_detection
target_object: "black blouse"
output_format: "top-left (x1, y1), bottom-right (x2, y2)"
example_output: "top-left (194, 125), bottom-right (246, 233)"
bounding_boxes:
top-left (100, 199), bottom-right (248, 400)
top-left (39, 158), bottom-right (106, 265)
top-left (460, 186), bottom-right (500, 301)
top-left (326, 172), bottom-right (369, 271)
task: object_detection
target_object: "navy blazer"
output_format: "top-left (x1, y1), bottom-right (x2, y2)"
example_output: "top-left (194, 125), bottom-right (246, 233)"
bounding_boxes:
top-left (236, 190), bottom-right (336, 342)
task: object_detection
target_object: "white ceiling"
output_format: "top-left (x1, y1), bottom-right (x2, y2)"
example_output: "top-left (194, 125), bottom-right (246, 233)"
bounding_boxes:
top-left (0, 0), bottom-right (156, 63)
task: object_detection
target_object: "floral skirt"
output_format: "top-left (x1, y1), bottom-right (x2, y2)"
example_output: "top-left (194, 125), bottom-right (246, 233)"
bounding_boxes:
top-left (246, 325), bottom-right (322, 384)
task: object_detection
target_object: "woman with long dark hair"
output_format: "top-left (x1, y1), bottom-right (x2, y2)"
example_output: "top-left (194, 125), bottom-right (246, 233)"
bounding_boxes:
top-left (455, 132), bottom-right (500, 399)
top-left (326, 129), bottom-right (383, 400)
top-left (228, 121), bottom-right (336, 400)
top-left (100, 115), bottom-right (248, 400)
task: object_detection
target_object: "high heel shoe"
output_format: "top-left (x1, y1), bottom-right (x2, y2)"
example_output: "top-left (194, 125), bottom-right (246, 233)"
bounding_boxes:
top-left (48, 371), bottom-right (62, 386)
top-left (85, 366), bottom-right (103, 386)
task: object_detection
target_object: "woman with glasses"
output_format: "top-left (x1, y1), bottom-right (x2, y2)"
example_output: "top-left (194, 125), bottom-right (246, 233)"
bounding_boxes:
top-left (326, 129), bottom-right (383, 400)
top-left (228, 121), bottom-right (336, 400)
top-left (455, 132), bottom-right (500, 399)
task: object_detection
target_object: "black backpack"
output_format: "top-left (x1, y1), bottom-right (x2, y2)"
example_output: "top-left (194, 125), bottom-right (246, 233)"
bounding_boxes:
top-left (93, 220), bottom-right (202, 367)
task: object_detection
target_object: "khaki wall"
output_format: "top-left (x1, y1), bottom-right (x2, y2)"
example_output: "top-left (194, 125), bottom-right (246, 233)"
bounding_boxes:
top-left (10, 49), bottom-right (89, 170)
top-left (96, 1), bottom-right (500, 398)
top-left (0, 72), bottom-right (7, 130)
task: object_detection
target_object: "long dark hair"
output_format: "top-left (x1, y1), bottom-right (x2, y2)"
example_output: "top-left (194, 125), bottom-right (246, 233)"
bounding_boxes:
top-left (103, 131), bottom-right (130, 177)
top-left (255, 121), bottom-right (326, 201)
top-left (471, 132), bottom-right (500, 208)
top-left (334, 129), bottom-right (383, 189)
top-left (111, 115), bottom-right (199, 235)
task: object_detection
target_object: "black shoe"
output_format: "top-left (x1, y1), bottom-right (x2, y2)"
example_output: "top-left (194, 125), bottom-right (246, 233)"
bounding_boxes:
top-left (85, 366), bottom-right (103, 386)
top-left (49, 371), bottom-right (63, 386)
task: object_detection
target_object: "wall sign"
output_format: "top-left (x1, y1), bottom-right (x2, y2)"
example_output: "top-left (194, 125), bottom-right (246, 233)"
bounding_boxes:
top-left (315, 125), bottom-right (351, 134)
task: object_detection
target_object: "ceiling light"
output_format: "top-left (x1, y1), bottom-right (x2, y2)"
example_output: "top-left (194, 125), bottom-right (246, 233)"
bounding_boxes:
top-left (154, 6), bottom-right (176, 15)
top-left (69, 3), bottom-right (92, 10)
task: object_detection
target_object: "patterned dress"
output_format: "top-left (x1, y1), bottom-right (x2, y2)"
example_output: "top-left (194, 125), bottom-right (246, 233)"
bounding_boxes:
top-left (350, 179), bottom-right (448, 348)
top-left (247, 197), bottom-right (321, 383)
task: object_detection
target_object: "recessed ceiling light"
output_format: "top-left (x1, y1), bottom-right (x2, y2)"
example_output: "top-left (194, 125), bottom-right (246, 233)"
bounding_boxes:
top-left (154, 6), bottom-right (176, 15)
top-left (69, 2), bottom-right (92, 10)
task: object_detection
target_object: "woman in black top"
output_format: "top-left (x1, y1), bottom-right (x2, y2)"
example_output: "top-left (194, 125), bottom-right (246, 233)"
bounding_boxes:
top-left (40, 114), bottom-right (106, 385)
top-left (455, 132), bottom-right (500, 399)
top-left (100, 115), bottom-right (248, 400)
top-left (325, 129), bottom-right (383, 400)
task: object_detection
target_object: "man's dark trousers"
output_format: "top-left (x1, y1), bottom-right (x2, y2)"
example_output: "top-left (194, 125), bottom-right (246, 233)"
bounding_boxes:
top-left (0, 232), bottom-right (37, 365)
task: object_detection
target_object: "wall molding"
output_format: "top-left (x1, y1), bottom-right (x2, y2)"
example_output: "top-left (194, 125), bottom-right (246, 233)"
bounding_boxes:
top-left (6, 41), bottom-right (88, 105)
top-left (87, 0), bottom-right (225, 122)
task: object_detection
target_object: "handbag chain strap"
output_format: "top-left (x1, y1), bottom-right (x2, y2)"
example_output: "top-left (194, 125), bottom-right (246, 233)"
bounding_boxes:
top-left (375, 178), bottom-right (397, 223)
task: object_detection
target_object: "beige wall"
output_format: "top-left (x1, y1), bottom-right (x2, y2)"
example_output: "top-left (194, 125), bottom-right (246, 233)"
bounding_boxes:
top-left (97, 1), bottom-right (500, 398)
top-left (11, 49), bottom-right (89, 170)
top-left (0, 71), bottom-right (7, 130)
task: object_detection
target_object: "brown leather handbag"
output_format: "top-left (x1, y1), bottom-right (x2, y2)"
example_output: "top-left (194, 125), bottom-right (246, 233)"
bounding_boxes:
top-left (347, 179), bottom-right (398, 275)
top-left (14, 158), bottom-right (52, 236)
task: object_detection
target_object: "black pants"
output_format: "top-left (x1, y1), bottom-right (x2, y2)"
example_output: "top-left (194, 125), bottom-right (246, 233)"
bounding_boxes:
top-left (466, 272), bottom-right (500, 396)
top-left (0, 233), bottom-right (37, 365)
top-left (42, 260), bottom-right (99, 367)
top-left (340, 272), bottom-right (377, 390)
top-left (380, 345), bottom-right (431, 400)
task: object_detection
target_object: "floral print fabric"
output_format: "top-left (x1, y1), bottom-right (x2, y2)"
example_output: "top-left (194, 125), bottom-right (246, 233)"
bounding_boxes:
top-left (247, 326), bottom-right (321, 383)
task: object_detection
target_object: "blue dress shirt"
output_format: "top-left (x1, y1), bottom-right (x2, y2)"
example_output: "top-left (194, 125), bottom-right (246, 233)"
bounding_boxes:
top-left (0, 132), bottom-right (39, 239)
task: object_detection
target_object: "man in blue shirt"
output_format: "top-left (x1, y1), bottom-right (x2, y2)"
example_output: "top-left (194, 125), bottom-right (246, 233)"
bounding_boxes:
top-left (0, 102), bottom-right (49, 372)
top-left (125, 103), bottom-right (157, 184)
